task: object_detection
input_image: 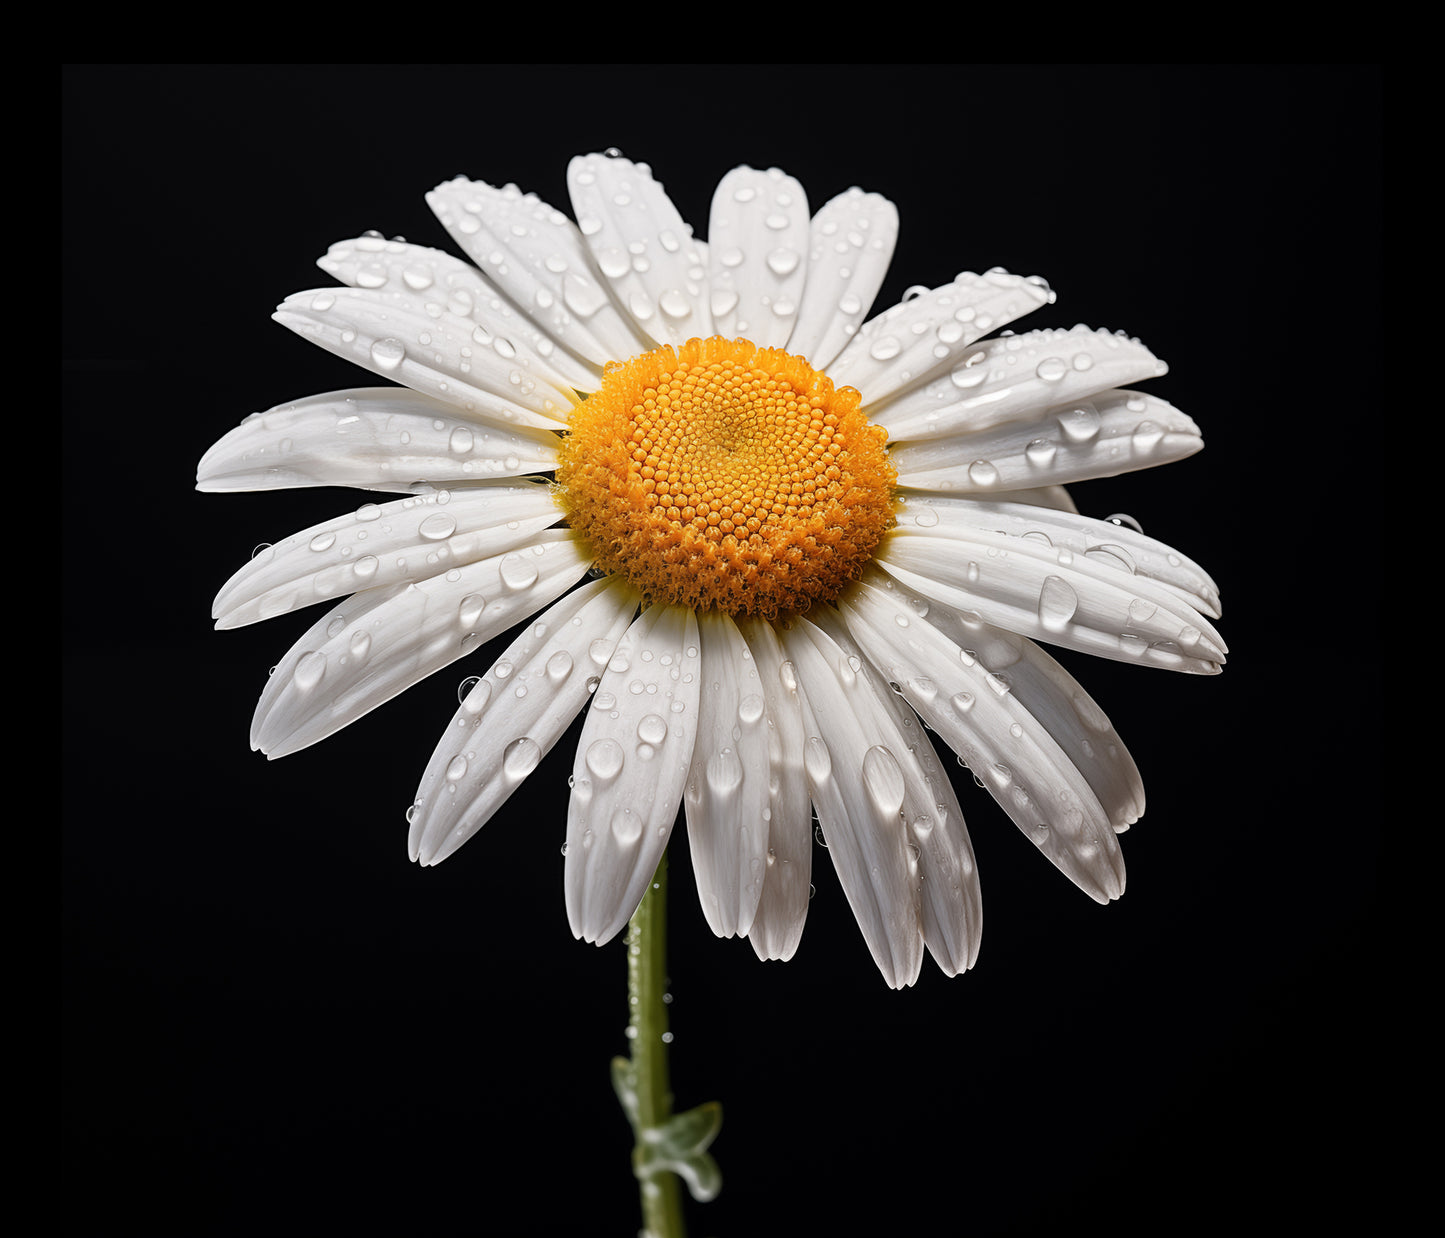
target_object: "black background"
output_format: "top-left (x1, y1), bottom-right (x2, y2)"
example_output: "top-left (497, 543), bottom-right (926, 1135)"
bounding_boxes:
top-left (64, 65), bottom-right (1383, 1236)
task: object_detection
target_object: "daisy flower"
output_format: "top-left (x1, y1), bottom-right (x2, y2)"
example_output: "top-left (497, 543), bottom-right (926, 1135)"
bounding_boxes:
top-left (199, 152), bottom-right (1224, 988)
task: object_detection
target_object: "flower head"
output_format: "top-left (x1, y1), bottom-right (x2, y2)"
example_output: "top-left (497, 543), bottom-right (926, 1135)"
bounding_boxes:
top-left (199, 152), bottom-right (1224, 987)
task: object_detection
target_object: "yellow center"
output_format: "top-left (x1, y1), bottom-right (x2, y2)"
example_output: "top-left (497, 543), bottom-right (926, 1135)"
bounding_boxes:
top-left (556, 337), bottom-right (897, 620)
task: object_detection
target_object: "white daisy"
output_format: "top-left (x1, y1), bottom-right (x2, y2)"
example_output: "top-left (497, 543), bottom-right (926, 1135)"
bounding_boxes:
top-left (199, 152), bottom-right (1224, 988)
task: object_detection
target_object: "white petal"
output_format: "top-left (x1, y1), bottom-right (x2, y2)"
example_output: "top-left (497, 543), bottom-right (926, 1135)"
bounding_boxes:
top-left (251, 532), bottom-right (592, 758)
top-left (318, 234), bottom-right (600, 391)
top-left (274, 287), bottom-right (576, 430)
top-left (869, 325), bottom-right (1169, 442)
top-left (888, 389), bottom-right (1203, 493)
top-left (565, 605), bottom-right (702, 945)
top-left (196, 388), bottom-right (559, 494)
top-left (567, 153), bottom-right (711, 347)
top-left (787, 188), bottom-right (898, 370)
top-left (408, 577), bottom-right (638, 866)
top-left (893, 495), bottom-right (1221, 617)
top-left (427, 175), bottom-right (648, 367)
top-left (840, 577), bottom-right (1127, 903)
top-left (878, 523), bottom-right (1226, 674)
top-left (810, 606), bottom-right (981, 976)
top-left (213, 483), bottom-right (562, 629)
top-left (779, 615), bottom-right (924, 989)
top-left (683, 612), bottom-right (772, 939)
top-left (733, 618), bottom-right (812, 963)
top-left (829, 269), bottom-right (1053, 405)
top-left (706, 167), bottom-right (809, 348)
top-left (863, 572), bottom-right (1146, 834)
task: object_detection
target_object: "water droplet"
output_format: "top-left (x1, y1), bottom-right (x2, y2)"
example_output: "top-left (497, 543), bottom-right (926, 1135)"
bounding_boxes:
top-left (445, 754), bottom-right (469, 782)
top-left (611, 807), bottom-right (642, 845)
top-left (1035, 356), bottom-right (1067, 382)
top-left (637, 714), bottom-right (668, 745)
top-left (499, 554), bottom-right (539, 590)
top-left (967, 460), bottom-right (1000, 487)
top-left (1038, 576), bottom-right (1078, 631)
top-left (862, 746), bottom-right (906, 818)
top-left (1025, 438), bottom-right (1056, 468)
top-left (503, 736), bottom-right (542, 780)
top-left (369, 338), bottom-right (406, 371)
top-left (419, 512), bottom-right (457, 540)
top-left (1105, 513), bottom-right (1145, 534)
top-left (545, 650), bottom-right (574, 683)
top-left (1127, 598), bottom-right (1158, 625)
top-left (293, 651), bottom-right (326, 690)
top-left (707, 749), bottom-right (744, 794)
top-left (586, 738), bottom-right (625, 780)
top-left (309, 531), bottom-right (336, 552)
top-left (804, 735), bottom-right (831, 781)
top-left (458, 593), bottom-right (487, 628)
top-left (1058, 404), bottom-right (1101, 443)
top-left (461, 677), bottom-right (491, 712)
top-left (738, 693), bottom-right (765, 725)
top-left (352, 555), bottom-right (378, 580)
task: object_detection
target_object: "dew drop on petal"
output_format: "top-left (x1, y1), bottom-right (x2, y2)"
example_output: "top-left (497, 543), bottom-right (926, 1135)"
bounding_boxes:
top-left (804, 735), bottom-right (832, 782)
top-left (502, 737), bottom-right (542, 781)
top-left (293, 651), bottom-right (326, 691)
top-left (586, 738), bottom-right (625, 781)
top-left (370, 338), bottom-right (406, 371)
top-left (419, 512), bottom-right (457, 540)
top-left (967, 460), bottom-right (1000, 487)
top-left (862, 746), bottom-right (906, 818)
top-left (499, 554), bottom-right (540, 591)
top-left (1038, 575), bottom-right (1078, 631)
top-left (738, 693), bottom-right (765, 725)
top-left (611, 807), bottom-right (642, 845)
top-left (546, 650), bottom-right (574, 683)
top-left (461, 677), bottom-right (491, 712)
top-left (637, 714), bottom-right (668, 746)
top-left (458, 594), bottom-right (487, 628)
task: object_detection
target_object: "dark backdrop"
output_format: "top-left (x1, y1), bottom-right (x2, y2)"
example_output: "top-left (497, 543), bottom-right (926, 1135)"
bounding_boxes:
top-left (64, 64), bottom-right (1383, 1236)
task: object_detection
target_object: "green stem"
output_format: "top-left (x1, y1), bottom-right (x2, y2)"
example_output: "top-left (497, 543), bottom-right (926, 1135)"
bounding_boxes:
top-left (626, 853), bottom-right (686, 1238)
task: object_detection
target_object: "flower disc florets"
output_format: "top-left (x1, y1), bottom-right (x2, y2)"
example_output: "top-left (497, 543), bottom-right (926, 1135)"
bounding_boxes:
top-left (556, 337), bottom-right (896, 620)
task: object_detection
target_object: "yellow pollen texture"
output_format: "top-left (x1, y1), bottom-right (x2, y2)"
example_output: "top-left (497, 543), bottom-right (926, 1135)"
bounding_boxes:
top-left (556, 337), bottom-right (896, 620)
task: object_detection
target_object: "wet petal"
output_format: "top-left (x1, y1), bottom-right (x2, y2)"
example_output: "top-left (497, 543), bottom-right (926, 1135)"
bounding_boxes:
top-left (565, 605), bottom-right (702, 945)
top-left (196, 388), bottom-right (559, 493)
top-left (568, 153), bottom-right (711, 346)
top-left (787, 188), bottom-right (898, 370)
top-left (780, 615), bottom-right (923, 989)
top-left (318, 234), bottom-right (600, 391)
top-left (840, 576), bottom-right (1126, 903)
top-left (409, 577), bottom-right (638, 865)
top-left (879, 517), bottom-right (1226, 674)
top-left (683, 612), bottom-right (772, 939)
top-left (870, 325), bottom-right (1168, 442)
top-left (830, 269), bottom-right (1053, 405)
top-left (888, 390), bottom-right (1203, 494)
top-left (892, 495), bottom-right (1220, 617)
top-left (251, 532), bottom-right (592, 757)
top-left (213, 483), bottom-right (562, 629)
top-left (427, 175), bottom-right (648, 367)
top-left (707, 166), bottom-right (809, 349)
top-left (811, 606), bottom-right (982, 976)
top-left (734, 618), bottom-right (812, 963)
top-left (274, 286), bottom-right (576, 430)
